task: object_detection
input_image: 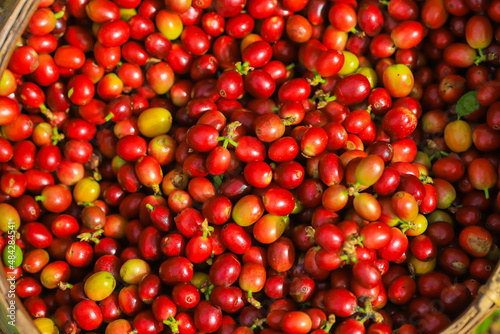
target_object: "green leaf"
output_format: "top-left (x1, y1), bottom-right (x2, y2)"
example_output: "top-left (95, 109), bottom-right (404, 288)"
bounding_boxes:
top-left (456, 91), bottom-right (480, 120)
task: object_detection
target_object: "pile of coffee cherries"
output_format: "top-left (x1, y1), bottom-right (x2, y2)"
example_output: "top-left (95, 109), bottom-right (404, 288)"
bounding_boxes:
top-left (1, 0), bottom-right (500, 333)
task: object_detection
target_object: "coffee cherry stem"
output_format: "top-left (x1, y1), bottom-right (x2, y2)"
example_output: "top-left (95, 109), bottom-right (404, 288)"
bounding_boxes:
top-left (420, 174), bottom-right (433, 184)
top-left (475, 48), bottom-right (485, 65)
top-left (202, 284), bottom-right (214, 300)
top-left (307, 70), bottom-right (326, 86)
top-left (484, 187), bottom-right (490, 199)
top-left (321, 314), bottom-right (336, 332)
top-left (304, 226), bottom-right (315, 243)
top-left (250, 318), bottom-right (267, 330)
top-left (217, 122), bottom-right (241, 149)
top-left (235, 61), bottom-right (253, 75)
top-left (313, 89), bottom-right (337, 109)
top-left (54, 8), bottom-right (65, 19)
top-left (77, 201), bottom-right (94, 206)
top-left (58, 282), bottom-right (73, 290)
top-left (200, 219), bottom-right (214, 238)
top-left (213, 174), bottom-right (224, 190)
top-left (347, 184), bottom-right (360, 196)
top-left (205, 253), bottom-right (214, 265)
top-left (93, 170), bottom-right (102, 182)
top-left (341, 236), bottom-right (362, 264)
top-left (399, 221), bottom-right (416, 234)
top-left (247, 290), bottom-right (261, 309)
top-left (282, 116), bottom-right (297, 126)
top-left (152, 184), bottom-right (162, 196)
top-left (355, 300), bottom-right (384, 324)
top-left (77, 229), bottom-right (104, 243)
top-left (39, 104), bottom-right (56, 120)
top-left (105, 112), bottom-right (114, 122)
top-left (164, 315), bottom-right (180, 334)
top-left (51, 128), bottom-right (65, 145)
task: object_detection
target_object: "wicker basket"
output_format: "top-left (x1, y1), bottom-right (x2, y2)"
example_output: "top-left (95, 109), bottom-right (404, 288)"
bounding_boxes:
top-left (0, 1), bottom-right (499, 333)
top-left (0, 2), bottom-right (44, 333)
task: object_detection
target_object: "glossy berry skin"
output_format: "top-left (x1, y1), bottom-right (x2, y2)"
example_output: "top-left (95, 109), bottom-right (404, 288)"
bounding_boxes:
top-left (217, 70), bottom-right (244, 99)
top-left (324, 288), bottom-right (357, 317)
top-left (269, 137), bottom-right (299, 162)
top-left (67, 74), bottom-right (95, 105)
top-left (262, 187), bottom-right (295, 216)
top-left (159, 256), bottom-right (194, 285)
top-left (314, 224), bottom-right (344, 253)
top-left (388, 275), bottom-right (416, 305)
top-left (382, 107), bottom-right (418, 139)
top-left (194, 300), bottom-right (222, 332)
top-left (301, 127), bottom-right (328, 157)
top-left (186, 124), bottom-right (219, 152)
top-left (278, 78), bottom-right (311, 102)
top-left (72, 300), bottom-right (103, 331)
top-left (334, 74), bottom-right (371, 106)
top-left (383, 64), bottom-right (414, 98)
top-left (391, 21), bottom-right (424, 49)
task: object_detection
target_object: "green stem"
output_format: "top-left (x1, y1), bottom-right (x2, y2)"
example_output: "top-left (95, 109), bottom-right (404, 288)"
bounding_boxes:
top-left (93, 170), bottom-right (102, 182)
top-left (228, 139), bottom-right (238, 147)
top-left (304, 226), bottom-right (315, 243)
top-left (285, 63), bottom-right (295, 71)
top-left (58, 282), bottom-right (73, 290)
top-left (105, 113), bottom-right (114, 122)
top-left (250, 318), bottom-right (267, 330)
top-left (475, 49), bottom-right (486, 65)
top-left (204, 284), bottom-right (214, 300)
top-left (321, 315), bottom-right (336, 332)
top-left (247, 290), bottom-right (261, 309)
top-left (152, 184), bottom-right (162, 196)
top-left (200, 219), bottom-right (214, 238)
top-left (54, 9), bottom-right (65, 19)
top-left (484, 187), bottom-right (490, 200)
top-left (399, 221), bottom-right (415, 234)
top-left (146, 204), bottom-right (155, 211)
top-left (282, 116), bottom-right (296, 126)
top-left (77, 229), bottom-right (104, 243)
top-left (39, 104), bottom-right (56, 121)
top-left (50, 127), bottom-right (64, 145)
top-left (164, 316), bottom-right (179, 334)
top-left (326, 95), bottom-right (337, 102)
top-left (235, 61), bottom-right (253, 75)
top-left (35, 196), bottom-right (43, 202)
top-left (213, 174), bottom-right (224, 191)
top-left (77, 201), bottom-right (94, 207)
top-left (309, 70), bottom-right (326, 86)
